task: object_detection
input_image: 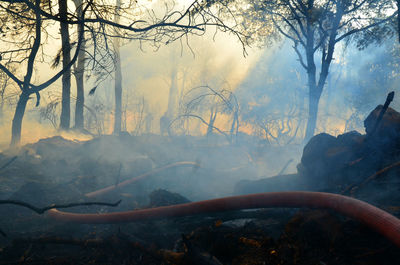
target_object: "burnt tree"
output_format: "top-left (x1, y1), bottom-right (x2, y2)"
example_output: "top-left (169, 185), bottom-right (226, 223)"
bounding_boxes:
top-left (236, 0), bottom-right (396, 141)
top-left (0, 0), bottom-right (245, 146)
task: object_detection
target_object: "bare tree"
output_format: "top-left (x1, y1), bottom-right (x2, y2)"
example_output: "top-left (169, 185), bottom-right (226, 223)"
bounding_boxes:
top-left (0, 0), bottom-right (246, 146)
top-left (234, 0), bottom-right (396, 141)
top-left (112, 0), bottom-right (122, 135)
top-left (58, 0), bottom-right (72, 130)
top-left (72, 0), bottom-right (86, 130)
top-left (166, 47), bottom-right (179, 120)
top-left (39, 93), bottom-right (60, 129)
top-left (0, 65), bottom-right (12, 124)
top-left (160, 46), bottom-right (179, 136)
top-left (175, 85), bottom-right (240, 141)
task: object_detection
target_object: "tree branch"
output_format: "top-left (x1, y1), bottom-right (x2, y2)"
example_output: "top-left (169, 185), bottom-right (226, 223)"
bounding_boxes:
top-left (293, 41), bottom-right (307, 69)
top-left (335, 12), bottom-right (397, 43)
top-left (0, 199), bottom-right (121, 214)
top-left (0, 63), bottom-right (23, 88)
top-left (174, 114), bottom-right (229, 138)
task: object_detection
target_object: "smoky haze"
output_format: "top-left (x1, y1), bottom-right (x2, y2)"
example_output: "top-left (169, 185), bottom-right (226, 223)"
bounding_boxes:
top-left (2, 1), bottom-right (400, 263)
top-left (1, 31), bottom-right (399, 183)
top-left (0, 0), bottom-right (399, 197)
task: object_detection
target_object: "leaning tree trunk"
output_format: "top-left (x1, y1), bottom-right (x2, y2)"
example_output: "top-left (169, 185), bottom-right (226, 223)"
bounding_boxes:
top-left (59, 0), bottom-right (71, 130)
top-left (73, 0), bottom-right (85, 130)
top-left (10, 0), bottom-right (41, 146)
top-left (113, 0), bottom-right (122, 135)
top-left (11, 92), bottom-right (30, 146)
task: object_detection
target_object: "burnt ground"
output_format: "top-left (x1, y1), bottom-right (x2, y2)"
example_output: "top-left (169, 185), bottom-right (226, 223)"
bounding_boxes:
top-left (0, 133), bottom-right (399, 264)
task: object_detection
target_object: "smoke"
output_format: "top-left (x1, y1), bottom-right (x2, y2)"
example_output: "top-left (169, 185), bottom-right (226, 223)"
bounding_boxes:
top-left (0, 14), bottom-right (399, 191)
top-left (236, 38), bottom-right (400, 141)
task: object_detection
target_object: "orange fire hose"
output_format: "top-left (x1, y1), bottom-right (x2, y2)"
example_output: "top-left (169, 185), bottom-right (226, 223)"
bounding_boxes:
top-left (48, 191), bottom-right (400, 248)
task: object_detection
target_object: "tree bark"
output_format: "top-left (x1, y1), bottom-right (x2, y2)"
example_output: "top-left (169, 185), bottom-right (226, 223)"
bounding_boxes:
top-left (303, 5), bottom-right (341, 142)
top-left (166, 48), bottom-right (178, 120)
top-left (59, 0), bottom-right (71, 130)
top-left (397, 0), bottom-right (400, 44)
top-left (74, 54), bottom-right (85, 129)
top-left (166, 65), bottom-right (178, 119)
top-left (304, 24), bottom-right (318, 142)
top-left (230, 110), bottom-right (239, 137)
top-left (73, 0), bottom-right (85, 130)
top-left (113, 0), bottom-right (122, 135)
top-left (10, 0), bottom-right (41, 146)
top-left (304, 85), bottom-right (322, 142)
top-left (113, 44), bottom-right (122, 134)
top-left (11, 92), bottom-right (30, 146)
top-left (207, 108), bottom-right (217, 136)
top-left (0, 78), bottom-right (6, 125)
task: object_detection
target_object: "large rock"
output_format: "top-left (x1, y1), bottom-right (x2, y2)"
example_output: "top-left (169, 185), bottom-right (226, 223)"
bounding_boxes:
top-left (299, 131), bottom-right (364, 179)
top-left (234, 105), bottom-right (400, 195)
top-left (234, 174), bottom-right (308, 195)
top-left (364, 105), bottom-right (400, 147)
top-left (234, 131), bottom-right (366, 194)
top-left (148, 189), bottom-right (191, 207)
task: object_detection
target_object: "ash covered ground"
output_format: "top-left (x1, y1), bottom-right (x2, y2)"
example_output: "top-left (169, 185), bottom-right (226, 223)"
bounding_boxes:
top-left (0, 106), bottom-right (400, 264)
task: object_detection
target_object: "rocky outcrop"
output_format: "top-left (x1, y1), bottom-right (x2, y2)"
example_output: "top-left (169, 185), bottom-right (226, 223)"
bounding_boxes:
top-left (235, 105), bottom-right (400, 196)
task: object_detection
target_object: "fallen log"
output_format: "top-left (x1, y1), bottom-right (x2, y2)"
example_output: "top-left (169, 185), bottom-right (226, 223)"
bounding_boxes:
top-left (342, 160), bottom-right (400, 195)
top-left (48, 191), bottom-right (400, 248)
top-left (0, 156), bottom-right (17, 172)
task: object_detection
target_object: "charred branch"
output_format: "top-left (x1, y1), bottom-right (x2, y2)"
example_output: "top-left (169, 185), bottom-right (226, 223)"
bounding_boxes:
top-left (0, 199), bottom-right (121, 214)
top-left (85, 161), bottom-right (200, 198)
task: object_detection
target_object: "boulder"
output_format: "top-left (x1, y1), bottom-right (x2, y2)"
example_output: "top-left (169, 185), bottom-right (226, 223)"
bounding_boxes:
top-left (299, 131), bottom-right (364, 179)
top-left (364, 105), bottom-right (400, 148)
top-left (148, 189), bottom-right (191, 207)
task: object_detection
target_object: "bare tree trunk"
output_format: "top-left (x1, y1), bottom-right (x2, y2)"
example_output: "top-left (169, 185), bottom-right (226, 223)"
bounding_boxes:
top-left (113, 0), bottom-right (122, 135)
top-left (11, 92), bottom-right (29, 146)
top-left (303, 8), bottom-right (340, 142)
top-left (166, 67), bottom-right (178, 118)
top-left (304, 67), bottom-right (333, 141)
top-left (166, 48), bottom-right (178, 120)
top-left (230, 111), bottom-right (239, 136)
top-left (0, 78), bottom-right (6, 125)
top-left (304, 26), bottom-right (318, 142)
top-left (113, 44), bottom-right (122, 134)
top-left (10, 0), bottom-right (41, 146)
top-left (0, 101), bottom-right (3, 125)
top-left (59, 0), bottom-right (71, 130)
top-left (73, 0), bottom-right (85, 130)
top-left (207, 108), bottom-right (217, 136)
top-left (160, 113), bottom-right (170, 136)
top-left (397, 0), bottom-right (400, 44)
top-left (74, 53), bottom-right (85, 129)
top-left (305, 85), bottom-right (322, 141)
